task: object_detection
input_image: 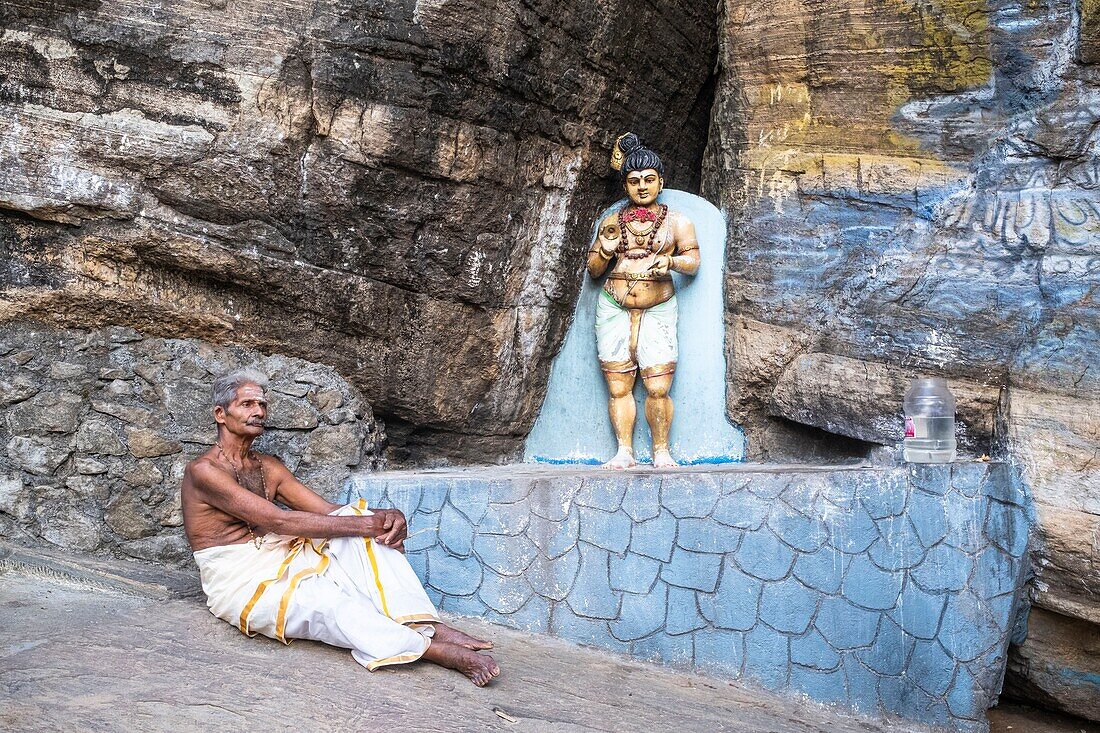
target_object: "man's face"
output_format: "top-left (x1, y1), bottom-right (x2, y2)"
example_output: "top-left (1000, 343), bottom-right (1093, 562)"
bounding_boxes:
top-left (214, 383), bottom-right (268, 438)
top-left (624, 168), bottom-right (662, 206)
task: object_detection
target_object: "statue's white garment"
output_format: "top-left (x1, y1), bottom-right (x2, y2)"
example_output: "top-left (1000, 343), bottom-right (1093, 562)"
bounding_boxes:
top-left (193, 500), bottom-right (438, 671)
top-left (595, 290), bottom-right (678, 370)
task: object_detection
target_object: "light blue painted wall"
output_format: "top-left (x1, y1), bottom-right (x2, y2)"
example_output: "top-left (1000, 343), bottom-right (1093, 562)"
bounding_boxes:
top-left (523, 189), bottom-right (744, 465)
top-left (345, 462), bottom-right (1033, 733)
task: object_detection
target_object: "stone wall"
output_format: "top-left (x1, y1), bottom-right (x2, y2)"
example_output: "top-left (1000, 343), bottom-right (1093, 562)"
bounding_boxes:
top-left (346, 463), bottom-right (1032, 732)
top-left (704, 0), bottom-right (1100, 716)
top-left (0, 320), bottom-right (383, 567)
top-left (0, 0), bottom-right (717, 465)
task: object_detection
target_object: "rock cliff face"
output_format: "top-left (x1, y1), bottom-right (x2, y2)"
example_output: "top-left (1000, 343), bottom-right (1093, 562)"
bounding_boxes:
top-left (0, 319), bottom-right (383, 567)
top-left (0, 0), bottom-right (717, 464)
top-left (703, 0), bottom-right (1099, 718)
top-left (2, 0), bottom-right (1096, 720)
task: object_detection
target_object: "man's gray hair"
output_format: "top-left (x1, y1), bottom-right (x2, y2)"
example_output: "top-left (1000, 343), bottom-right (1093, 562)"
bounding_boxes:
top-left (212, 368), bottom-right (270, 410)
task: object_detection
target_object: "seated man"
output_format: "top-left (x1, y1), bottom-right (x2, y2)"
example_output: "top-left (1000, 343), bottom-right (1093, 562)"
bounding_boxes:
top-left (181, 368), bottom-right (500, 686)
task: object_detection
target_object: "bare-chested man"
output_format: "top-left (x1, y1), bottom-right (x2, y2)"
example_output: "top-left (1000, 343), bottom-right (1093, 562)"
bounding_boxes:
top-left (182, 368), bottom-right (499, 686)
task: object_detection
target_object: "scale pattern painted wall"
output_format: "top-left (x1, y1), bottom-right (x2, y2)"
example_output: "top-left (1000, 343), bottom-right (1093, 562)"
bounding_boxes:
top-left (345, 463), bottom-right (1032, 732)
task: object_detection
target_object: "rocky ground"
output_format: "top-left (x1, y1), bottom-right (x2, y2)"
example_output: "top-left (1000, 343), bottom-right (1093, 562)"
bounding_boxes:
top-left (1, 541), bottom-right (1093, 733)
top-left (0, 543), bottom-right (923, 733)
top-left (989, 703), bottom-right (1099, 733)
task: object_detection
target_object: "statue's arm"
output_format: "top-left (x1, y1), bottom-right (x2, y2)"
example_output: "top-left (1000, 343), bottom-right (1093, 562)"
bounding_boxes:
top-left (188, 460), bottom-right (389, 540)
top-left (670, 215), bottom-right (701, 276)
top-left (586, 216), bottom-right (619, 278)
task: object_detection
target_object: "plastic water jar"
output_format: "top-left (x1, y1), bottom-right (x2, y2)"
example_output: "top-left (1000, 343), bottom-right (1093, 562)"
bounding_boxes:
top-left (903, 377), bottom-right (957, 463)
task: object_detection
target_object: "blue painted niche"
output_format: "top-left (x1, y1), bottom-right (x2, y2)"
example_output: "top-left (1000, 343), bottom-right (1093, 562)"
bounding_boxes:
top-left (524, 189), bottom-right (744, 465)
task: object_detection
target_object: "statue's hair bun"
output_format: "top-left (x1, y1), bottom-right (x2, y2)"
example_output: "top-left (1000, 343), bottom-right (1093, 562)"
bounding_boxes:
top-left (618, 133), bottom-right (643, 156)
top-left (610, 132), bottom-right (660, 175)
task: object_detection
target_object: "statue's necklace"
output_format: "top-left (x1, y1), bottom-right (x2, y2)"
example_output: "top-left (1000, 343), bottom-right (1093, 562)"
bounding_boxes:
top-left (215, 441), bottom-right (269, 548)
top-left (616, 204), bottom-right (668, 260)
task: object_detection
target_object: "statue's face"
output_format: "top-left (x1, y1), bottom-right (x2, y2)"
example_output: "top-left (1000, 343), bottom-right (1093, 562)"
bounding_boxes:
top-left (214, 383), bottom-right (268, 438)
top-left (624, 168), bottom-right (663, 206)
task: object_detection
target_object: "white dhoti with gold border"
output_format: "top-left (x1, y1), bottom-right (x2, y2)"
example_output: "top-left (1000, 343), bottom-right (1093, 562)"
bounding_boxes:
top-left (595, 290), bottom-right (678, 377)
top-left (193, 499), bottom-right (438, 671)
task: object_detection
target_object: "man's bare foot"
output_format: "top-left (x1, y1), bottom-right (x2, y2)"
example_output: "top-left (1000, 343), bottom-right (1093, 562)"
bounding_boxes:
top-left (432, 623), bottom-right (493, 650)
top-left (602, 446), bottom-right (636, 469)
top-left (421, 639), bottom-right (500, 686)
top-left (652, 449), bottom-right (678, 469)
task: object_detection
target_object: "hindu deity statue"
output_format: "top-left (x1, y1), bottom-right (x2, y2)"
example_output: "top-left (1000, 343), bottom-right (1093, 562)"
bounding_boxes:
top-left (586, 133), bottom-right (701, 469)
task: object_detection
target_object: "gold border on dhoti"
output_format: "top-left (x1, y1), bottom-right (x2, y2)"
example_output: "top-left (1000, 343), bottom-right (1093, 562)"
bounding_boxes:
top-left (640, 361), bottom-right (676, 379)
top-left (350, 498), bottom-right (395, 620)
top-left (364, 538), bottom-right (392, 618)
top-left (274, 551), bottom-right (331, 643)
top-left (600, 359), bottom-right (637, 374)
top-left (238, 538), bottom-right (306, 637)
top-left (395, 613), bottom-right (440, 625)
top-left (365, 636), bottom-right (431, 672)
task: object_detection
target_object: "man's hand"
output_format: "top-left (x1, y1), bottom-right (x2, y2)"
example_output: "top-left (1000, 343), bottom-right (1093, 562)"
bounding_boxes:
top-left (375, 509), bottom-right (408, 552)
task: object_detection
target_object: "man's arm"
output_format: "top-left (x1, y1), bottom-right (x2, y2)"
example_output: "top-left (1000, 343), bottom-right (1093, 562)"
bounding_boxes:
top-left (266, 457), bottom-right (407, 549)
top-left (189, 460), bottom-right (387, 540)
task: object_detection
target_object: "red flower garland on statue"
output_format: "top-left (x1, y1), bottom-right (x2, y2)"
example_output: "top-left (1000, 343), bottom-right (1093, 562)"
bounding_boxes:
top-left (621, 207), bottom-right (658, 223)
top-left (615, 205), bottom-right (668, 259)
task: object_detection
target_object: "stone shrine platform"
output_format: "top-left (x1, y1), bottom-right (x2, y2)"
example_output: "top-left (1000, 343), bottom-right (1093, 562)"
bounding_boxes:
top-left (344, 461), bottom-right (1034, 732)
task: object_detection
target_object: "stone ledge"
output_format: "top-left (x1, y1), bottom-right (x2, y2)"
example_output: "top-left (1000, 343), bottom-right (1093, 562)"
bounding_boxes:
top-left (345, 461), bottom-right (1033, 733)
top-left (0, 538), bottom-right (202, 599)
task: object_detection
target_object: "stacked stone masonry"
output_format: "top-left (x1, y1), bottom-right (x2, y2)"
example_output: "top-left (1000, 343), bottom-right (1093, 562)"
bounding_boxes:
top-left (0, 320), bottom-right (384, 567)
top-left (346, 462), bottom-right (1033, 732)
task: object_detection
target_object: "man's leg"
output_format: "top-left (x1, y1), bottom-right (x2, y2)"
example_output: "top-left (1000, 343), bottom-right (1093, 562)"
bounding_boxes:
top-left (326, 506), bottom-right (492, 649)
top-left (325, 531), bottom-right (437, 624)
top-left (284, 574), bottom-right (499, 685)
top-left (283, 573), bottom-right (429, 670)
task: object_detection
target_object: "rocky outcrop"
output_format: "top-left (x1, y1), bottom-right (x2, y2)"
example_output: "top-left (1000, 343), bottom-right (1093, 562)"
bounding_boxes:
top-left (1004, 607), bottom-right (1100, 720)
top-left (769, 352), bottom-right (1002, 456)
top-left (0, 319), bottom-right (384, 567)
top-left (704, 0), bottom-right (1099, 718)
top-left (0, 0), bottom-right (717, 465)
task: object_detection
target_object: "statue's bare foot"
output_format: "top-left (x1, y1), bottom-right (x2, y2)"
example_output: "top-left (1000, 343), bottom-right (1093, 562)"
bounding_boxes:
top-left (652, 449), bottom-right (678, 469)
top-left (432, 623), bottom-right (493, 650)
top-left (422, 640), bottom-right (500, 686)
top-left (602, 447), bottom-right (636, 470)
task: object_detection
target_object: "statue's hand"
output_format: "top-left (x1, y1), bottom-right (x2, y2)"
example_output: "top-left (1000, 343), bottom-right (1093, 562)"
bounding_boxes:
top-left (651, 255), bottom-right (673, 276)
top-left (598, 224), bottom-right (619, 256)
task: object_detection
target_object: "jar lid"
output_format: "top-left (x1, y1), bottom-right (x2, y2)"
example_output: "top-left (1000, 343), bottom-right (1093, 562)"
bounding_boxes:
top-left (911, 376), bottom-right (948, 386)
